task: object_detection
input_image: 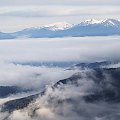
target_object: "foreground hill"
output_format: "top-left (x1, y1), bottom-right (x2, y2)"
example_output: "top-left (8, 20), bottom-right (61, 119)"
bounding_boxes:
top-left (1, 63), bottom-right (120, 113)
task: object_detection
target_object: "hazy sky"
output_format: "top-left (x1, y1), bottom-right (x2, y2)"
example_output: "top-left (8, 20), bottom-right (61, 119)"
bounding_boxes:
top-left (0, 0), bottom-right (120, 6)
top-left (0, 0), bottom-right (120, 32)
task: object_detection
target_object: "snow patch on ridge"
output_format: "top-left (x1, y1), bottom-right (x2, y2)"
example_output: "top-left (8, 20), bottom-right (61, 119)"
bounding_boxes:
top-left (44, 22), bottom-right (73, 31)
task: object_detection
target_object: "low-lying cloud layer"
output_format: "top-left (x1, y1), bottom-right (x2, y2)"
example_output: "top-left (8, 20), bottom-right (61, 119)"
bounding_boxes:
top-left (0, 36), bottom-right (120, 62)
top-left (0, 62), bottom-right (77, 90)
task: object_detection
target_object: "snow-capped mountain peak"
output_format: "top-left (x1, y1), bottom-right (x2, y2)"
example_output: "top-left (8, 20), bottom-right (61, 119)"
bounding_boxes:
top-left (44, 22), bottom-right (73, 31)
top-left (79, 18), bottom-right (120, 26)
top-left (85, 19), bottom-right (101, 24)
top-left (80, 19), bottom-right (102, 25)
top-left (101, 18), bottom-right (120, 26)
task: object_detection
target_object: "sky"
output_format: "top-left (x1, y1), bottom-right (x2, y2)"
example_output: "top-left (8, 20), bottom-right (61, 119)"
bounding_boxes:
top-left (0, 0), bottom-right (120, 32)
top-left (0, 0), bottom-right (120, 6)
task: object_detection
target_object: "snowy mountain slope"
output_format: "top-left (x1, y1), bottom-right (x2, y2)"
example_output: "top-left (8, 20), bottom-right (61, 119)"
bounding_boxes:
top-left (44, 22), bottom-right (73, 31)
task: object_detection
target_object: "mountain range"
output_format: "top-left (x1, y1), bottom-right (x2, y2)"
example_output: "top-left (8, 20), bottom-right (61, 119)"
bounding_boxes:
top-left (0, 18), bottom-right (120, 39)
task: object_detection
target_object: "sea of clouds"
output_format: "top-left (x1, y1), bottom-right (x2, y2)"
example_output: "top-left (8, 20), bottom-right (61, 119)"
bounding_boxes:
top-left (0, 36), bottom-right (120, 119)
top-left (0, 36), bottom-right (120, 62)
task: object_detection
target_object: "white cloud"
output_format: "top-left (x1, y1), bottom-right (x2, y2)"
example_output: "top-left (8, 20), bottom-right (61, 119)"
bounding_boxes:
top-left (0, 62), bottom-right (77, 90)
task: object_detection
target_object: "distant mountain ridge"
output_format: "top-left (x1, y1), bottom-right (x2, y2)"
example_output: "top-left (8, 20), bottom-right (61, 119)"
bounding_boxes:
top-left (0, 18), bottom-right (120, 39)
top-left (0, 86), bottom-right (32, 98)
